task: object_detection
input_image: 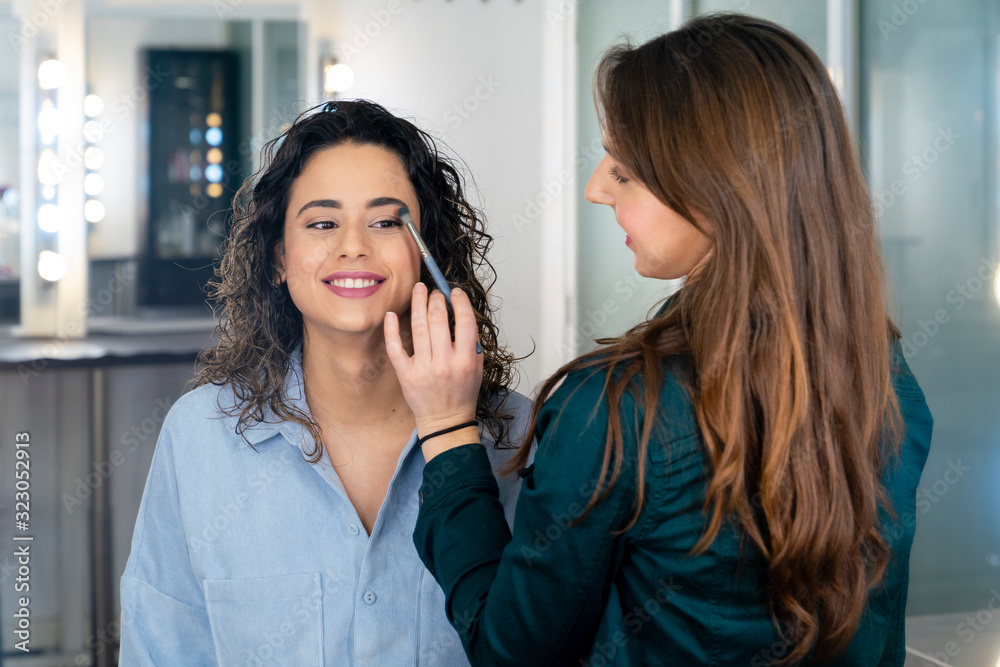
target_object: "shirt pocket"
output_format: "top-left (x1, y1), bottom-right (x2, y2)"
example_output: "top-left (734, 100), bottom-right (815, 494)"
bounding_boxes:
top-left (416, 569), bottom-right (470, 666)
top-left (203, 572), bottom-right (324, 666)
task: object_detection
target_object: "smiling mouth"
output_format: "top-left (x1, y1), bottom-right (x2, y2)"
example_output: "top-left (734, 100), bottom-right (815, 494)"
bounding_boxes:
top-left (323, 278), bottom-right (385, 289)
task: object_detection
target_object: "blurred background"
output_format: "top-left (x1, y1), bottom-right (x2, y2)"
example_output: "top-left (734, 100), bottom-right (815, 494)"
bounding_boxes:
top-left (0, 0), bottom-right (997, 665)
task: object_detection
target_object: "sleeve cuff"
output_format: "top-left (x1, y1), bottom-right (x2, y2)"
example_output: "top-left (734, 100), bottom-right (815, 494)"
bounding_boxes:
top-left (418, 443), bottom-right (497, 509)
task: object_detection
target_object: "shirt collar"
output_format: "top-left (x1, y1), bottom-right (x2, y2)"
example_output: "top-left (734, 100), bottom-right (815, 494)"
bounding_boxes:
top-left (240, 343), bottom-right (312, 448)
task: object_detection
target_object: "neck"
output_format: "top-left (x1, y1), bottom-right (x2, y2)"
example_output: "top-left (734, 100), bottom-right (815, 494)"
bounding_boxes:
top-left (300, 319), bottom-right (414, 431)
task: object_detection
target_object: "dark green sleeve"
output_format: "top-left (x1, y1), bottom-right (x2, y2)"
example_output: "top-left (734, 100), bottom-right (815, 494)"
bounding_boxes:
top-left (413, 370), bottom-right (636, 666)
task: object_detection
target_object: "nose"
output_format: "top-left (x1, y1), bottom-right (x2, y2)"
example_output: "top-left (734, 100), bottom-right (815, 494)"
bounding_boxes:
top-left (337, 221), bottom-right (371, 260)
top-left (584, 155), bottom-right (614, 206)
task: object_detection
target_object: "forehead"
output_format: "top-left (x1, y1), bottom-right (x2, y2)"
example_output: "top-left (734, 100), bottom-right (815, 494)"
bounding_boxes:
top-left (290, 143), bottom-right (414, 200)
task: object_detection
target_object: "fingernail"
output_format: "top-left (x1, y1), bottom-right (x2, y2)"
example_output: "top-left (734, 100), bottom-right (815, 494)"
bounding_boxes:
top-left (414, 282), bottom-right (426, 292)
top-left (452, 287), bottom-right (463, 295)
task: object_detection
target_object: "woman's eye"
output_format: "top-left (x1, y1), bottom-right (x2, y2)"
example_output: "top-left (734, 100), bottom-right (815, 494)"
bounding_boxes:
top-left (372, 218), bottom-right (403, 229)
top-left (308, 220), bottom-right (338, 230)
top-left (609, 165), bottom-right (629, 184)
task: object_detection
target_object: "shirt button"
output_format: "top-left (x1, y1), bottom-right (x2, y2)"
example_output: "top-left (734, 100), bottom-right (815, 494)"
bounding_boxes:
top-left (363, 591), bottom-right (377, 605)
top-left (348, 524), bottom-right (360, 535)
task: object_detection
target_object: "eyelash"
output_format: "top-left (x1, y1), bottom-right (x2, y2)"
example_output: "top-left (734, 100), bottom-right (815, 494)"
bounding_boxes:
top-left (608, 166), bottom-right (628, 184)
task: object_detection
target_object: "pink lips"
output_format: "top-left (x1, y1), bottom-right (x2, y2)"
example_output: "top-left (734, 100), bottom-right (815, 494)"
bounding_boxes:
top-left (625, 235), bottom-right (632, 246)
top-left (322, 271), bottom-right (387, 299)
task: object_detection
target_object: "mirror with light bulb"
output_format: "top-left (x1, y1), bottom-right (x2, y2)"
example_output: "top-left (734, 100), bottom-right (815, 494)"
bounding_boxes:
top-left (84, 13), bottom-right (306, 330)
top-left (0, 2), bottom-right (308, 337)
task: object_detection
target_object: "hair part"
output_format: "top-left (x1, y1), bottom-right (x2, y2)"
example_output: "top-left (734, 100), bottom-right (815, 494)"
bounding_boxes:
top-left (506, 14), bottom-right (903, 664)
top-left (195, 99), bottom-right (519, 461)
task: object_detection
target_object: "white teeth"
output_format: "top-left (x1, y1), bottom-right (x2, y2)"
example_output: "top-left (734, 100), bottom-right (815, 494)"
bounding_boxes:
top-left (329, 278), bottom-right (380, 288)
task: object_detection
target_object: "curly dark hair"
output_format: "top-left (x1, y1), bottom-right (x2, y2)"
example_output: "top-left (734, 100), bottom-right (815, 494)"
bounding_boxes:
top-left (193, 99), bottom-right (518, 462)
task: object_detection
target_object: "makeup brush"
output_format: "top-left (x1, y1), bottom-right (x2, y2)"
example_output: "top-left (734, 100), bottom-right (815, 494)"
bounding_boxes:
top-left (398, 206), bottom-right (482, 354)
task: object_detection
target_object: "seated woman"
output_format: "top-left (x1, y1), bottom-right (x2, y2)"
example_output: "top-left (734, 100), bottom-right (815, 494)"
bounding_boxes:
top-left (118, 100), bottom-right (531, 665)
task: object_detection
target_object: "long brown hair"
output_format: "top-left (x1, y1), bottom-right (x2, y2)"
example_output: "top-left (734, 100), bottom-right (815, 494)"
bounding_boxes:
top-left (194, 100), bottom-right (518, 461)
top-left (506, 14), bottom-right (903, 664)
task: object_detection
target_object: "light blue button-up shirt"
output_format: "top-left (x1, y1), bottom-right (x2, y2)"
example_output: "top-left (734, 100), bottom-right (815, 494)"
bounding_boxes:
top-left (119, 348), bottom-right (532, 666)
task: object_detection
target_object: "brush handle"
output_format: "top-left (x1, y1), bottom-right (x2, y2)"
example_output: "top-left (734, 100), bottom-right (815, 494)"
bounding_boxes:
top-left (423, 255), bottom-right (481, 354)
top-left (400, 208), bottom-right (482, 354)
top-left (423, 255), bottom-right (453, 307)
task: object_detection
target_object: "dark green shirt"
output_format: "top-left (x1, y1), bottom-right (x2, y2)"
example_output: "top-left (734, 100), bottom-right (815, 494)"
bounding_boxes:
top-left (414, 342), bottom-right (933, 666)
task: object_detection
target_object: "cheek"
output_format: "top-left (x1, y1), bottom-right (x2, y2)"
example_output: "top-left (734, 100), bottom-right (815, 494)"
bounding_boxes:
top-left (386, 243), bottom-right (422, 283)
top-left (284, 243), bottom-right (329, 279)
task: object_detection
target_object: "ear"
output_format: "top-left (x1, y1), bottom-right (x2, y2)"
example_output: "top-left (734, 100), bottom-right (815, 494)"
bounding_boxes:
top-left (273, 240), bottom-right (286, 284)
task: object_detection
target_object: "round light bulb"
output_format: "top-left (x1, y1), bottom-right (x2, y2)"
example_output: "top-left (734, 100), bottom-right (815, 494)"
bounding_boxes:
top-left (83, 94), bottom-right (105, 118)
top-left (37, 149), bottom-right (60, 186)
top-left (205, 164), bottom-right (223, 183)
top-left (38, 59), bottom-right (67, 90)
top-left (83, 121), bottom-right (103, 143)
top-left (37, 106), bottom-right (64, 137)
top-left (84, 199), bottom-right (106, 223)
top-left (205, 127), bottom-right (223, 147)
top-left (83, 173), bottom-right (104, 196)
top-left (38, 250), bottom-right (67, 281)
top-left (37, 203), bottom-right (63, 232)
top-left (324, 63), bottom-right (354, 93)
top-left (84, 147), bottom-right (105, 170)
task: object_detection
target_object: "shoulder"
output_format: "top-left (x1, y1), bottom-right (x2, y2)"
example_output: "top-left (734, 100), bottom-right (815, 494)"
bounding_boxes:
top-left (889, 338), bottom-right (929, 402)
top-left (539, 357), bottom-right (696, 441)
top-left (160, 381), bottom-right (242, 435)
top-left (888, 339), bottom-right (933, 452)
top-left (156, 381), bottom-right (287, 464)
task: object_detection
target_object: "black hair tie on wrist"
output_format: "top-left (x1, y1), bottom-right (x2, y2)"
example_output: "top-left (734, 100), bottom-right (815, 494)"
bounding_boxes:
top-left (417, 421), bottom-right (479, 448)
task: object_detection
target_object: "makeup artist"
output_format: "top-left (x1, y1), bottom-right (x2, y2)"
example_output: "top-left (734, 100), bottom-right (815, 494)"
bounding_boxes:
top-left (387, 14), bottom-right (933, 666)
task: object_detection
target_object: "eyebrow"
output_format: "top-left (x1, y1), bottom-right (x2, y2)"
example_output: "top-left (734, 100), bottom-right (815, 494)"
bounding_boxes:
top-left (296, 196), bottom-right (408, 218)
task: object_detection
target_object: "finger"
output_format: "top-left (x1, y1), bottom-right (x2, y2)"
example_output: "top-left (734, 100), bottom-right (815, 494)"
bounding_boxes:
top-left (383, 311), bottom-right (412, 373)
top-left (427, 289), bottom-right (454, 356)
top-left (410, 282), bottom-right (432, 361)
top-left (451, 288), bottom-right (482, 356)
